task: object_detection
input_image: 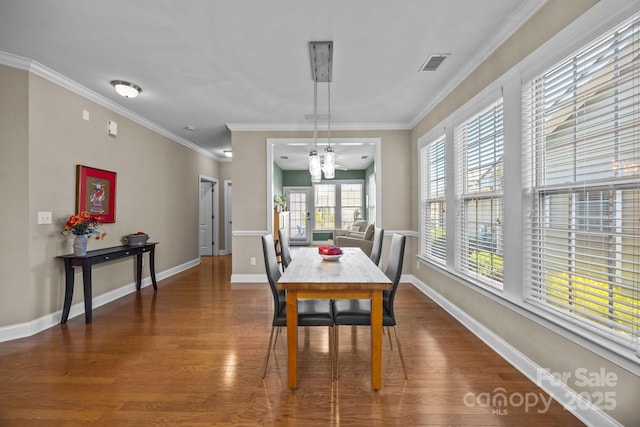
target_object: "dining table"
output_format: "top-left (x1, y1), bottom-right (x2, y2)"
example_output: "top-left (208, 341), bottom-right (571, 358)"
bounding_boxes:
top-left (277, 247), bottom-right (392, 390)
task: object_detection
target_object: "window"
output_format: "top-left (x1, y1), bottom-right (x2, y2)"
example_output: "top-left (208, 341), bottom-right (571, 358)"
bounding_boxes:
top-left (314, 181), bottom-right (363, 230)
top-left (455, 99), bottom-right (505, 288)
top-left (420, 135), bottom-right (446, 263)
top-left (368, 173), bottom-right (376, 225)
top-left (523, 13), bottom-right (640, 349)
top-left (314, 184), bottom-right (335, 230)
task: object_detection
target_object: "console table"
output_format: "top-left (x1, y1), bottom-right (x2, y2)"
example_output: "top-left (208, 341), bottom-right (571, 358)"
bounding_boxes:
top-left (57, 243), bottom-right (158, 324)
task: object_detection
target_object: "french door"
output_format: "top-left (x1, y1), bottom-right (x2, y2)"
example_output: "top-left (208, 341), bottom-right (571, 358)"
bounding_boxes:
top-left (284, 187), bottom-right (312, 245)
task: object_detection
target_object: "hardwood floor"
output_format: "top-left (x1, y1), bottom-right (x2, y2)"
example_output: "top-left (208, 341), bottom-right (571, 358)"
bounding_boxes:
top-left (0, 256), bottom-right (583, 426)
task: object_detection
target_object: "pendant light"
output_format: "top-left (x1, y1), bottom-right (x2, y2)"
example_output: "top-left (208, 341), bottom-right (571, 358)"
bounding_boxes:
top-left (309, 41), bottom-right (334, 182)
top-left (323, 79), bottom-right (335, 179)
top-left (309, 76), bottom-right (322, 183)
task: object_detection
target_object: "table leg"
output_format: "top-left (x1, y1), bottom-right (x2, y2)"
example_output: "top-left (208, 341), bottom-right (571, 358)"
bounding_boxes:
top-left (135, 254), bottom-right (143, 291)
top-left (286, 290), bottom-right (298, 389)
top-left (81, 261), bottom-right (92, 324)
top-left (149, 247), bottom-right (157, 290)
top-left (61, 261), bottom-right (74, 324)
top-left (371, 290), bottom-right (383, 390)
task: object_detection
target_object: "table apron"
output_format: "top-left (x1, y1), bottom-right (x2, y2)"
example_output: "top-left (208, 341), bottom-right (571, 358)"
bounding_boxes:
top-left (295, 289), bottom-right (377, 299)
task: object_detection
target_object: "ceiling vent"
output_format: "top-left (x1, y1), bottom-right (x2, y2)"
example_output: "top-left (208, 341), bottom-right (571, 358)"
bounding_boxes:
top-left (419, 54), bottom-right (449, 72)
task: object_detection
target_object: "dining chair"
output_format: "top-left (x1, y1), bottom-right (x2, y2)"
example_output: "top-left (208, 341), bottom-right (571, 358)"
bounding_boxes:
top-left (278, 228), bottom-right (292, 271)
top-left (332, 233), bottom-right (407, 379)
top-left (261, 234), bottom-right (335, 379)
top-left (369, 227), bottom-right (384, 266)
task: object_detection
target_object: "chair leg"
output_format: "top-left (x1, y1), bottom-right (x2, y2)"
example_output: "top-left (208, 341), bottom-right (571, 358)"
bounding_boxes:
top-left (273, 326), bottom-right (280, 349)
top-left (262, 326), bottom-right (277, 379)
top-left (386, 326), bottom-right (394, 350)
top-left (329, 326), bottom-right (335, 380)
top-left (334, 326), bottom-right (340, 380)
top-left (392, 326), bottom-right (408, 379)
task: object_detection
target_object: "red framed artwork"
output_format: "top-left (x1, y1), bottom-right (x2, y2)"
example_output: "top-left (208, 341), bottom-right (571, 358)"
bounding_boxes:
top-left (76, 165), bottom-right (117, 223)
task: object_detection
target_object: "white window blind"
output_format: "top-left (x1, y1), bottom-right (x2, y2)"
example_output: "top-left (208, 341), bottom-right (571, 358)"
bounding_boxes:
top-left (420, 135), bottom-right (446, 263)
top-left (455, 99), bottom-right (505, 288)
top-left (523, 13), bottom-right (640, 350)
top-left (454, 99), bottom-right (504, 289)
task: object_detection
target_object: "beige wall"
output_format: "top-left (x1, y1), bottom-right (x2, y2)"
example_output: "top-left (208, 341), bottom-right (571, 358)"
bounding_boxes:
top-left (409, 1), bottom-right (638, 425)
top-left (0, 66), bottom-right (30, 322)
top-left (0, 65), bottom-right (221, 326)
top-left (230, 129), bottom-right (411, 275)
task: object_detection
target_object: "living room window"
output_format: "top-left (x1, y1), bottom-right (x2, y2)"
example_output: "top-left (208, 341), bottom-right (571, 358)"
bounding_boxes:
top-left (455, 99), bottom-right (505, 289)
top-left (314, 184), bottom-right (336, 230)
top-left (523, 12), bottom-right (640, 350)
top-left (314, 180), bottom-right (363, 231)
top-left (420, 134), bottom-right (446, 263)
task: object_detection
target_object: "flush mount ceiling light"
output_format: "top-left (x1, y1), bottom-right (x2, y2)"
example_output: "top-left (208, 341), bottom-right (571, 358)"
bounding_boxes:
top-left (110, 80), bottom-right (142, 98)
top-left (223, 150), bottom-right (233, 158)
top-left (309, 41), bottom-right (335, 182)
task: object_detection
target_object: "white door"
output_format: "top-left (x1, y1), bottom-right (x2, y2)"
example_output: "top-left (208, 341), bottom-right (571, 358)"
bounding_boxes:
top-left (199, 181), bottom-right (213, 256)
top-left (224, 180), bottom-right (232, 254)
top-left (284, 187), bottom-right (312, 245)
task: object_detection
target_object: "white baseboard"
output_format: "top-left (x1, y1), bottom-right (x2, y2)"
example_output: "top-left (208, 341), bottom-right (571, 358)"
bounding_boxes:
top-left (404, 274), bottom-right (621, 427)
top-left (230, 274), bottom-right (267, 285)
top-left (0, 258), bottom-right (200, 343)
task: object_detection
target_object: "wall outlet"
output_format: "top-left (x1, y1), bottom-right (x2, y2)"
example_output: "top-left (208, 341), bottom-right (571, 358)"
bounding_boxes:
top-left (37, 211), bottom-right (52, 224)
top-left (250, 257), bottom-right (256, 266)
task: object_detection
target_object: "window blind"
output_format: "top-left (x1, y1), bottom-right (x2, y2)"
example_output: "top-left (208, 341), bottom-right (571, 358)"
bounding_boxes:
top-left (455, 99), bottom-right (505, 288)
top-left (420, 135), bottom-right (446, 262)
top-left (523, 13), bottom-right (640, 350)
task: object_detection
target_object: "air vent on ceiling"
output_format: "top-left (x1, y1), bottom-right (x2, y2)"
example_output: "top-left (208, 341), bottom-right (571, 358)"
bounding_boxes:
top-left (419, 54), bottom-right (449, 72)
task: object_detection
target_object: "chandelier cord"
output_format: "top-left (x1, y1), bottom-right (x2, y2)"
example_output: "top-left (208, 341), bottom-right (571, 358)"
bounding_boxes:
top-left (327, 79), bottom-right (331, 148)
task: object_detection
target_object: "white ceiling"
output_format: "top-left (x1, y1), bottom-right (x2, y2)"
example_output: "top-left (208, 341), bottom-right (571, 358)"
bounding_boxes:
top-left (0, 0), bottom-right (544, 168)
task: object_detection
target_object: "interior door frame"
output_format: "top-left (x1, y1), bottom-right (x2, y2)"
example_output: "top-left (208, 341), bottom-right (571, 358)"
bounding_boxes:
top-left (284, 186), bottom-right (313, 245)
top-left (266, 137), bottom-right (382, 243)
top-left (224, 179), bottom-right (232, 254)
top-left (198, 174), bottom-right (219, 256)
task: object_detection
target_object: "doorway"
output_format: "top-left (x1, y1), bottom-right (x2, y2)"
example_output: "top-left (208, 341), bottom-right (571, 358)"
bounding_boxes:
top-left (224, 180), bottom-right (232, 254)
top-left (199, 176), bottom-right (219, 256)
top-left (284, 187), bottom-right (312, 245)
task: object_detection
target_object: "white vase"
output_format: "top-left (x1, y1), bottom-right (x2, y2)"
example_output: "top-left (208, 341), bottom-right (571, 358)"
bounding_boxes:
top-left (73, 235), bottom-right (88, 256)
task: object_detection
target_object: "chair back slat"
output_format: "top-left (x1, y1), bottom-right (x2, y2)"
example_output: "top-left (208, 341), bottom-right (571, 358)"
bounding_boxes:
top-left (384, 233), bottom-right (406, 318)
top-left (278, 228), bottom-right (292, 269)
top-left (369, 228), bottom-right (384, 266)
top-left (261, 234), bottom-right (285, 321)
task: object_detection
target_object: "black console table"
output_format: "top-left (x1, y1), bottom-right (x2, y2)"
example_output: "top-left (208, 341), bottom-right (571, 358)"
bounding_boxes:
top-left (57, 243), bottom-right (158, 324)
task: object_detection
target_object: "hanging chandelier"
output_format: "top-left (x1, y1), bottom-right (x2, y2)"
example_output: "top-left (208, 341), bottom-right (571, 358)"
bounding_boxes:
top-left (309, 41), bottom-right (335, 182)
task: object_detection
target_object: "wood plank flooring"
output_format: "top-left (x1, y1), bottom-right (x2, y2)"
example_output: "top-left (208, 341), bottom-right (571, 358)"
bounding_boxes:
top-left (0, 255), bottom-right (583, 426)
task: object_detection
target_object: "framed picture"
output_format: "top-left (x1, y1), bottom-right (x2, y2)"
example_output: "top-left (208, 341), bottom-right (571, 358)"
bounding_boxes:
top-left (76, 165), bottom-right (117, 223)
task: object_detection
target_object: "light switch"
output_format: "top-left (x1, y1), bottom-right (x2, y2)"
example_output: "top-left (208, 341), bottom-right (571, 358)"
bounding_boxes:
top-left (82, 109), bottom-right (90, 121)
top-left (38, 211), bottom-right (52, 224)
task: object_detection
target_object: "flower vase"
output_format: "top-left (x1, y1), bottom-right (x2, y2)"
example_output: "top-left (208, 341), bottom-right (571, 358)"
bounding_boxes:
top-left (73, 235), bottom-right (88, 256)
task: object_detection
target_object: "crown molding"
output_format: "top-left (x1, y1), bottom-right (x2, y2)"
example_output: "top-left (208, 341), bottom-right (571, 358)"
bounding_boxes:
top-left (409, 0), bottom-right (548, 128)
top-left (0, 51), bottom-right (222, 161)
top-left (226, 122), bottom-right (410, 132)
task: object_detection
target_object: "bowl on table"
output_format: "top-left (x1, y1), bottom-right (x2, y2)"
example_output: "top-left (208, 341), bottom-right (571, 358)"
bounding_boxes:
top-left (124, 233), bottom-right (149, 246)
top-left (318, 245), bottom-right (343, 261)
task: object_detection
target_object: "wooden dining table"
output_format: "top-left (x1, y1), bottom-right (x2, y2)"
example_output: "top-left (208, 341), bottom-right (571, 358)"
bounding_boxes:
top-left (277, 247), bottom-right (392, 390)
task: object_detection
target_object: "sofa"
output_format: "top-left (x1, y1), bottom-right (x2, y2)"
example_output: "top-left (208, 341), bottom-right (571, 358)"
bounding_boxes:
top-left (333, 221), bottom-right (376, 255)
